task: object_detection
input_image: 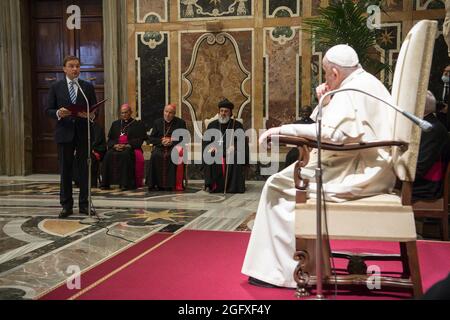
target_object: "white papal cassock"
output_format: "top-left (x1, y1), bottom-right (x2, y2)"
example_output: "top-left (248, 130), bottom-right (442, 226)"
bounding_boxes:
top-left (242, 68), bottom-right (398, 287)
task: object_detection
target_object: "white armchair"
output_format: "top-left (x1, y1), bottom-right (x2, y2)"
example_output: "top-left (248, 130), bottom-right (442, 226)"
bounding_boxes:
top-left (275, 20), bottom-right (437, 298)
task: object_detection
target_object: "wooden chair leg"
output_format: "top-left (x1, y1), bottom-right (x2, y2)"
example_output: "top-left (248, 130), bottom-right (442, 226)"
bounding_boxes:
top-left (400, 242), bottom-right (410, 278)
top-left (406, 241), bottom-right (423, 298)
top-left (442, 211), bottom-right (449, 241)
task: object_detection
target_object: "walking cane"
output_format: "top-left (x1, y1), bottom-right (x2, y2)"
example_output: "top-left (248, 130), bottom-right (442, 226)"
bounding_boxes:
top-left (223, 118), bottom-right (236, 195)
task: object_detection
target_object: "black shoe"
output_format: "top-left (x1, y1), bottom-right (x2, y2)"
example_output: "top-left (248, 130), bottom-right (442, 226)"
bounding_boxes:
top-left (79, 207), bottom-right (96, 215)
top-left (100, 185), bottom-right (111, 190)
top-left (59, 208), bottom-right (73, 219)
top-left (248, 277), bottom-right (280, 288)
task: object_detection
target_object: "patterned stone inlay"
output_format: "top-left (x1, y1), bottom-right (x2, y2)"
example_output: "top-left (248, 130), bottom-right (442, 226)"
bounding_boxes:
top-left (135, 0), bottom-right (168, 22)
top-left (182, 32), bottom-right (251, 137)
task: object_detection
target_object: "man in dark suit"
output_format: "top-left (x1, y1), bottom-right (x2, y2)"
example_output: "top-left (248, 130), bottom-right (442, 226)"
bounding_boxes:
top-left (46, 56), bottom-right (97, 218)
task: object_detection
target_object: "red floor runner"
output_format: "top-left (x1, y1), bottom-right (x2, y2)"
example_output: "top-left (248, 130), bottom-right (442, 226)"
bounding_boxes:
top-left (64, 230), bottom-right (450, 300)
top-left (40, 232), bottom-right (172, 300)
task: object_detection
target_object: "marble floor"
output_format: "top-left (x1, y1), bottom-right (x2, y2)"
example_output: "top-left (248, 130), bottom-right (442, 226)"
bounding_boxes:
top-left (0, 175), bottom-right (447, 300)
top-left (0, 175), bottom-right (260, 300)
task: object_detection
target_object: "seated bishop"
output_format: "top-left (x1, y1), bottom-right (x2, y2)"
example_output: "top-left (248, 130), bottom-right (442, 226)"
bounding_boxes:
top-left (146, 104), bottom-right (187, 191)
top-left (202, 98), bottom-right (249, 194)
top-left (100, 103), bottom-right (147, 190)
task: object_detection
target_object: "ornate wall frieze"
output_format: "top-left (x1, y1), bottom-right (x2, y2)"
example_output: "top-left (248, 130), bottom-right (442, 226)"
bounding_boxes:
top-left (180, 0), bottom-right (252, 20)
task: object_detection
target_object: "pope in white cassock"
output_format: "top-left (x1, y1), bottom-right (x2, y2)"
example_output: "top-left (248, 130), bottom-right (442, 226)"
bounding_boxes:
top-left (242, 44), bottom-right (398, 288)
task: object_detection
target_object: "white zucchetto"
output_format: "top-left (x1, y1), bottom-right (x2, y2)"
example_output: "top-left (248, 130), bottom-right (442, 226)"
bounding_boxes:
top-left (324, 44), bottom-right (359, 67)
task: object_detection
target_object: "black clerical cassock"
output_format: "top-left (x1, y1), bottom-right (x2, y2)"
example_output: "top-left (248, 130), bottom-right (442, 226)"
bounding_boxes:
top-left (146, 116), bottom-right (187, 191)
top-left (203, 99), bottom-right (249, 193)
top-left (101, 118), bottom-right (147, 190)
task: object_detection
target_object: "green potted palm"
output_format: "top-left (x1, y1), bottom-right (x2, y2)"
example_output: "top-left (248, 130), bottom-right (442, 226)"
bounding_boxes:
top-left (303, 0), bottom-right (390, 80)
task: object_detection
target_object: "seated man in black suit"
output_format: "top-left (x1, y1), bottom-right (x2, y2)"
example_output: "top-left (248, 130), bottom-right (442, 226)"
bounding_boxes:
top-left (413, 91), bottom-right (450, 200)
top-left (46, 56), bottom-right (97, 218)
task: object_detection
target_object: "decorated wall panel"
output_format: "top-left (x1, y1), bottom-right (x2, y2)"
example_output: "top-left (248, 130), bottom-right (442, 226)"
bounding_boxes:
top-left (180, 30), bottom-right (252, 138)
top-left (264, 26), bottom-right (301, 128)
top-left (265, 0), bottom-right (301, 17)
top-left (384, 0), bottom-right (404, 11)
top-left (127, 0), bottom-right (447, 137)
top-left (135, 0), bottom-right (169, 23)
top-left (427, 19), bottom-right (448, 101)
top-left (414, 0), bottom-right (445, 10)
top-left (136, 31), bottom-right (169, 130)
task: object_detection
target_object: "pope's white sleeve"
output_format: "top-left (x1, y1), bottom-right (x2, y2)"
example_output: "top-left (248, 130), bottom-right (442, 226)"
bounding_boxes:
top-left (279, 123), bottom-right (347, 144)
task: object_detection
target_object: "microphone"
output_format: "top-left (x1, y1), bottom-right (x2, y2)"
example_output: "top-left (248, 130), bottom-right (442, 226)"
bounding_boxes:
top-left (441, 73), bottom-right (449, 102)
top-left (317, 87), bottom-right (433, 132)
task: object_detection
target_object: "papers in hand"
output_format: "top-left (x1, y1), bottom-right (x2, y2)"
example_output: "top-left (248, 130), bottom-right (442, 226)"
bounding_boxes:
top-left (66, 99), bottom-right (107, 116)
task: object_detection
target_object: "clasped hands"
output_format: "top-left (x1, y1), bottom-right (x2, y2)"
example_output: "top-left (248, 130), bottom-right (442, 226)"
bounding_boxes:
top-left (161, 137), bottom-right (172, 147)
top-left (113, 144), bottom-right (130, 151)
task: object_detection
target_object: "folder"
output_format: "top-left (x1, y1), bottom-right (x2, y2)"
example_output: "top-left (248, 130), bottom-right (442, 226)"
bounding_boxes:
top-left (67, 99), bottom-right (107, 116)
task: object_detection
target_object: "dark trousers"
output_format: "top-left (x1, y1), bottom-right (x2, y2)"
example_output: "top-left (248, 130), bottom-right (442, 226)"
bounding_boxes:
top-left (73, 156), bottom-right (100, 188)
top-left (58, 136), bottom-right (88, 209)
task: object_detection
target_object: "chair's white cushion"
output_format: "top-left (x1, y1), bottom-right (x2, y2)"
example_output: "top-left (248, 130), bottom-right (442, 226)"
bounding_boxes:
top-left (295, 194), bottom-right (417, 241)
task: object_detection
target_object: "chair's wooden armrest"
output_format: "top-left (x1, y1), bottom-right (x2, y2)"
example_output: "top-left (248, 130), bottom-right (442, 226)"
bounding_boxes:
top-left (272, 135), bottom-right (408, 151)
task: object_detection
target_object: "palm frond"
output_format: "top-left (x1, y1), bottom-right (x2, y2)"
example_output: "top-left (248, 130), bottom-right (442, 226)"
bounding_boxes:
top-left (302, 0), bottom-right (390, 78)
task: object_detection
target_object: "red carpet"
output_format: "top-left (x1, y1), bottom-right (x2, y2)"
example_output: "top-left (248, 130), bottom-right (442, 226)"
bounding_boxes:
top-left (55, 230), bottom-right (450, 300)
top-left (40, 232), bottom-right (172, 300)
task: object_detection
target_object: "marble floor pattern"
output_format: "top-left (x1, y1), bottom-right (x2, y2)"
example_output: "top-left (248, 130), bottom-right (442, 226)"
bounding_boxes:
top-left (0, 175), bottom-right (261, 300)
top-left (0, 175), bottom-right (446, 300)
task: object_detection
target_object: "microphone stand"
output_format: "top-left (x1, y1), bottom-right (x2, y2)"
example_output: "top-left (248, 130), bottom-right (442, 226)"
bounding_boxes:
top-left (313, 87), bottom-right (432, 300)
top-left (74, 80), bottom-right (98, 224)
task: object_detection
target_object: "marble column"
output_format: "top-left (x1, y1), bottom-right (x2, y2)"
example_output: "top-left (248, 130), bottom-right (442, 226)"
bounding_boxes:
top-left (103, 0), bottom-right (128, 131)
top-left (0, 0), bottom-right (33, 176)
